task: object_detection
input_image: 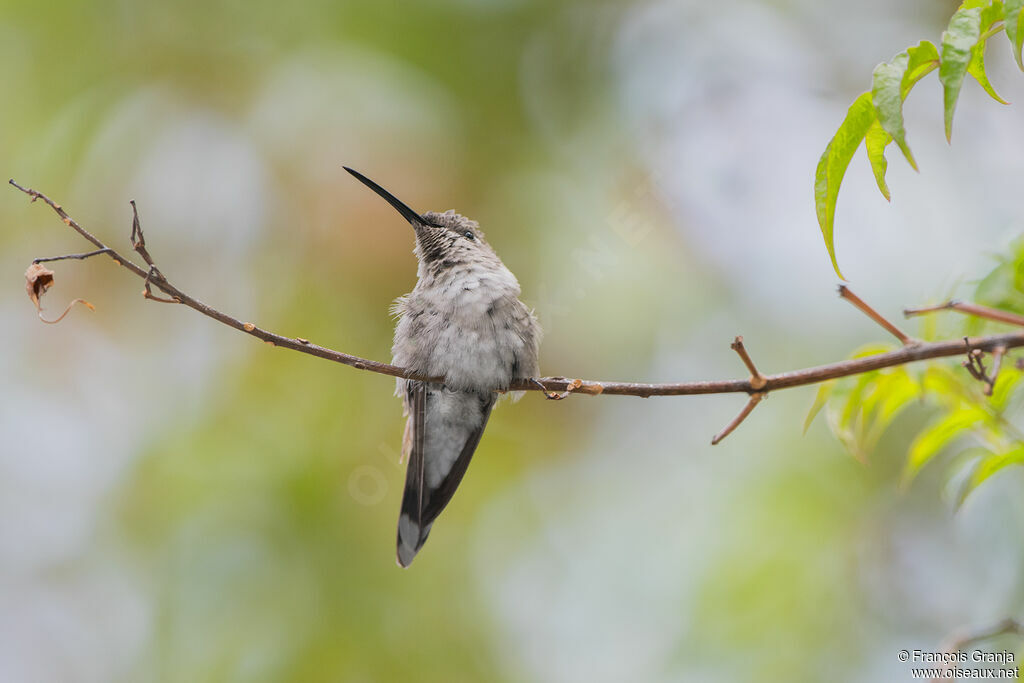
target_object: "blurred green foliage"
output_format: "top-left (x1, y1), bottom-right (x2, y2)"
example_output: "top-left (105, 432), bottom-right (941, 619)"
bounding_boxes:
top-left (812, 239), bottom-right (1024, 505)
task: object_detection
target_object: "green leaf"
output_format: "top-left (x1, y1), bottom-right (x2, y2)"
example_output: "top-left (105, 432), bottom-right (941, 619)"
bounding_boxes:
top-left (968, 53), bottom-right (1008, 104)
top-left (1007, 0), bottom-right (1024, 70)
top-left (804, 381), bottom-right (834, 434)
top-left (864, 121), bottom-right (892, 201)
top-left (825, 365), bottom-right (919, 462)
top-left (940, 3), bottom-right (987, 141)
top-left (922, 364), bottom-right (969, 407)
top-left (973, 247), bottom-right (1024, 314)
top-left (948, 448), bottom-right (990, 507)
top-left (839, 372), bottom-right (875, 434)
top-left (870, 41), bottom-right (939, 172)
top-left (989, 365), bottom-right (1024, 410)
top-left (904, 407), bottom-right (988, 482)
top-left (862, 370), bottom-right (919, 430)
top-left (860, 370), bottom-right (921, 452)
top-left (825, 372), bottom-right (874, 462)
top-left (814, 92), bottom-right (876, 279)
top-left (968, 1), bottom-right (1011, 104)
top-left (903, 41), bottom-right (943, 94)
top-left (963, 445), bottom-right (1024, 500)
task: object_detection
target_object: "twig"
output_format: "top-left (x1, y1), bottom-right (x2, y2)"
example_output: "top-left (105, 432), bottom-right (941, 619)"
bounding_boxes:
top-left (711, 393), bottom-right (764, 445)
top-left (838, 284), bottom-right (915, 345)
top-left (142, 265), bottom-right (180, 304)
top-left (10, 178), bottom-right (420, 380)
top-left (129, 200), bottom-right (156, 267)
top-left (730, 336), bottom-right (766, 390)
top-left (960, 338), bottom-right (1008, 395)
top-left (905, 299), bottom-right (1024, 327)
top-left (930, 618), bottom-right (1024, 682)
top-left (15, 181), bottom-right (1024, 441)
top-left (962, 338), bottom-right (988, 383)
top-left (709, 337), bottom-right (768, 445)
top-left (33, 248), bottom-right (113, 264)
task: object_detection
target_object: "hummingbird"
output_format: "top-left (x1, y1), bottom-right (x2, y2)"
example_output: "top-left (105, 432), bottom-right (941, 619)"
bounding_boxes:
top-left (344, 167), bottom-right (542, 568)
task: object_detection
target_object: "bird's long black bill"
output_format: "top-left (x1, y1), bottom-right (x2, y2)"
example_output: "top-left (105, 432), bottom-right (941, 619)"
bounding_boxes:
top-left (344, 166), bottom-right (432, 226)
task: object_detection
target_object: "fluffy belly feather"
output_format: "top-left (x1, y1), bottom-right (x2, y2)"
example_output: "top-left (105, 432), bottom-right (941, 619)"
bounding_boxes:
top-left (425, 287), bottom-right (517, 391)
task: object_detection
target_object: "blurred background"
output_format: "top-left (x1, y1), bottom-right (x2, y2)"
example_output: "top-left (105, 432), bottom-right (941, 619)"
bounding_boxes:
top-left (3, 0), bottom-right (1024, 681)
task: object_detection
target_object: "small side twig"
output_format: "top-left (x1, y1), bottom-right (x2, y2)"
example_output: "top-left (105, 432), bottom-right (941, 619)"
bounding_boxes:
top-left (142, 265), bottom-right (180, 304)
top-left (905, 299), bottom-right (1024, 328)
top-left (129, 200), bottom-right (157, 268)
top-left (839, 284), bottom-right (915, 346)
top-left (33, 248), bottom-right (113, 264)
top-left (730, 336), bottom-right (766, 390)
top-left (962, 338), bottom-right (988, 383)
top-left (128, 202), bottom-right (179, 303)
top-left (961, 338), bottom-right (1006, 395)
top-left (709, 337), bottom-right (769, 445)
top-left (712, 393), bottom-right (764, 445)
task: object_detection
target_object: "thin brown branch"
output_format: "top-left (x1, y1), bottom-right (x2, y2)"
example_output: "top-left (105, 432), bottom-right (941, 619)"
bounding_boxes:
top-left (930, 618), bottom-right (1024, 682)
top-left (905, 299), bottom-right (1024, 327)
top-left (33, 248), bottom-right (113, 264)
top-left (711, 392), bottom-right (764, 445)
top-left (11, 179), bottom-right (425, 381)
top-left (14, 180), bottom-right (1024, 414)
top-left (838, 284), bottom-right (915, 345)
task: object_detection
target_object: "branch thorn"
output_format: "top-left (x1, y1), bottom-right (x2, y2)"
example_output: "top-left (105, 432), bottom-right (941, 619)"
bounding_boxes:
top-left (838, 285), bottom-right (915, 346)
top-left (731, 336), bottom-right (767, 391)
top-left (905, 299), bottom-right (1024, 327)
top-left (142, 265), bottom-right (180, 304)
top-left (712, 392), bottom-right (764, 445)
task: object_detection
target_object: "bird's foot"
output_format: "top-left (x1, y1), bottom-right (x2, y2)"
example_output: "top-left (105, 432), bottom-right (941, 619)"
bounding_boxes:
top-left (531, 377), bottom-right (570, 400)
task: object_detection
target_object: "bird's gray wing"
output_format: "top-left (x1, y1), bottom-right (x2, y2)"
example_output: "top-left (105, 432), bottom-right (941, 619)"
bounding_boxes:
top-left (396, 383), bottom-right (495, 568)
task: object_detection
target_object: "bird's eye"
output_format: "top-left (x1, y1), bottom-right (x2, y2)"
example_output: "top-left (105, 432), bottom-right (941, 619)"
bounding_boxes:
top-left (463, 231), bottom-right (475, 240)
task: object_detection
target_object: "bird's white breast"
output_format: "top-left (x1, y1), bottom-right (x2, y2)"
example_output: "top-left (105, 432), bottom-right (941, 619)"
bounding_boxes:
top-left (420, 265), bottom-right (523, 392)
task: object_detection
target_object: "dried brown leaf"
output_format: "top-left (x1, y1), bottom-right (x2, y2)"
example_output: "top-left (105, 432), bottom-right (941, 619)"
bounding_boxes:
top-left (25, 262), bottom-right (55, 309)
top-left (25, 261), bottom-right (94, 324)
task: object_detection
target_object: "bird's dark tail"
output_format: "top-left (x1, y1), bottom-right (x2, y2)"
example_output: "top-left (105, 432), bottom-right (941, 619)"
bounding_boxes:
top-left (396, 517), bottom-right (432, 568)
top-left (396, 384), bottom-right (494, 567)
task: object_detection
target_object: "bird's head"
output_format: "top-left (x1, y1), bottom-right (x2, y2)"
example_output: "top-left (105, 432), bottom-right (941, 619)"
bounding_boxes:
top-left (344, 167), bottom-right (503, 278)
